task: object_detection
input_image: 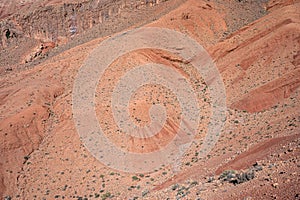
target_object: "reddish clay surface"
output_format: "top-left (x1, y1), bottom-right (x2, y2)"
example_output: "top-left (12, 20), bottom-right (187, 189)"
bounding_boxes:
top-left (0, 0), bottom-right (299, 199)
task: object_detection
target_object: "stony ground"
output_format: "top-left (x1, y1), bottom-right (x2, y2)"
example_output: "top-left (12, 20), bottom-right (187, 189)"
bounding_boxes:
top-left (0, 0), bottom-right (299, 199)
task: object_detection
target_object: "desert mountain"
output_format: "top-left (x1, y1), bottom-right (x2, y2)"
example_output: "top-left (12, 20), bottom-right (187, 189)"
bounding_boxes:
top-left (0, 0), bottom-right (299, 199)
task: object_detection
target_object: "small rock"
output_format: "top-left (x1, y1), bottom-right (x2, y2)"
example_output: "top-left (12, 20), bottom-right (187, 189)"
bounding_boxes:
top-left (207, 176), bottom-right (214, 183)
top-left (272, 183), bottom-right (279, 188)
top-left (171, 184), bottom-right (179, 191)
top-left (142, 190), bottom-right (149, 197)
top-left (264, 177), bottom-right (270, 181)
top-left (253, 162), bottom-right (263, 171)
top-left (231, 170), bottom-right (255, 184)
top-left (271, 194), bottom-right (277, 199)
top-left (287, 148), bottom-right (293, 152)
top-left (268, 164), bottom-right (276, 168)
top-left (245, 170), bottom-right (255, 180)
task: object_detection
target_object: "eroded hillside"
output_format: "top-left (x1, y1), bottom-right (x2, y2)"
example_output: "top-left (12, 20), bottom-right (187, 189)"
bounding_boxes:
top-left (0, 0), bottom-right (299, 199)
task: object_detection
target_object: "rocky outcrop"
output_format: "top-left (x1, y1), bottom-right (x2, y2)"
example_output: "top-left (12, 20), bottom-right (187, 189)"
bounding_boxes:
top-left (0, 0), bottom-right (161, 49)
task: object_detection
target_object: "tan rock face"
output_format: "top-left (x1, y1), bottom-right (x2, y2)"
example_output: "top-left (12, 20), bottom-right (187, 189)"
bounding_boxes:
top-left (0, 0), bottom-right (299, 199)
top-left (0, 0), bottom-right (185, 67)
top-left (0, 0), bottom-right (162, 49)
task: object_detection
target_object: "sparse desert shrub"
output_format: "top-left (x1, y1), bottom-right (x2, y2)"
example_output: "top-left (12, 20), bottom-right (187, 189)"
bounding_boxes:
top-left (219, 170), bottom-right (236, 180)
top-left (101, 192), bottom-right (111, 200)
top-left (182, 12), bottom-right (191, 20)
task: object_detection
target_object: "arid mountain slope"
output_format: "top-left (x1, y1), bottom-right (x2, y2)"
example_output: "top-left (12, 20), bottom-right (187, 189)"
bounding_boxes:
top-left (210, 2), bottom-right (300, 112)
top-left (0, 0), bottom-right (299, 199)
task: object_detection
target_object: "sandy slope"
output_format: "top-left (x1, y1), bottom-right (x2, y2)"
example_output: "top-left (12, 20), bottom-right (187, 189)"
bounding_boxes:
top-left (0, 0), bottom-right (299, 199)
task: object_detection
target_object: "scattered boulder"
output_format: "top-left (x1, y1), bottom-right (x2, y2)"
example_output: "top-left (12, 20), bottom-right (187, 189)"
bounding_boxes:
top-left (252, 162), bottom-right (263, 171)
top-left (219, 169), bottom-right (255, 185)
top-left (142, 190), bottom-right (149, 197)
top-left (207, 176), bottom-right (214, 183)
top-left (219, 170), bottom-right (237, 182)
